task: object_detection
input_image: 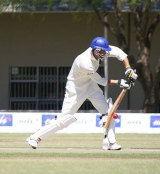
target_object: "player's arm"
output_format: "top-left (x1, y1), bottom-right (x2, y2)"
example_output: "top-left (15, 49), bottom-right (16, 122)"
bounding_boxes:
top-left (108, 79), bottom-right (131, 89)
top-left (123, 57), bottom-right (130, 69)
top-left (89, 73), bottom-right (130, 89)
top-left (108, 79), bottom-right (117, 85)
top-left (123, 57), bottom-right (138, 81)
top-left (108, 46), bottom-right (138, 81)
top-left (89, 72), bottom-right (108, 86)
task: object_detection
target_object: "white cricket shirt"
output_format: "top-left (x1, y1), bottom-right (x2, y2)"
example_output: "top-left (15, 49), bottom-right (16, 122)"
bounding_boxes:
top-left (66, 46), bottom-right (127, 96)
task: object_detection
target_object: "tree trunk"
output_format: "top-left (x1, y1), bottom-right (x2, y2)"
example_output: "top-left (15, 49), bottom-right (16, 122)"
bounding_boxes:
top-left (143, 77), bottom-right (160, 113)
top-left (135, 46), bottom-right (153, 112)
top-left (94, 1), bottom-right (160, 112)
top-left (143, 59), bottom-right (160, 112)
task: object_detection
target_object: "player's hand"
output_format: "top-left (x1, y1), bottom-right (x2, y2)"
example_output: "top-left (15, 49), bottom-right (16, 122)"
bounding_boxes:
top-left (118, 79), bottom-right (131, 89)
top-left (125, 67), bottom-right (138, 81)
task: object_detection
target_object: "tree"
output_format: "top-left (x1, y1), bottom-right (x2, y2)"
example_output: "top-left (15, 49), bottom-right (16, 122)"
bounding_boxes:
top-left (60, 0), bottom-right (160, 113)
top-left (0, 0), bottom-right (160, 112)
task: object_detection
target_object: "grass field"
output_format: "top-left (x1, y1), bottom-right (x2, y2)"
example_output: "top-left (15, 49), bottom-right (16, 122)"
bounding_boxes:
top-left (0, 133), bottom-right (160, 174)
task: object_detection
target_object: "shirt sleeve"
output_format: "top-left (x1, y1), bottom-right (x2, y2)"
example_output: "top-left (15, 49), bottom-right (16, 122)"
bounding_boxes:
top-left (89, 72), bottom-right (108, 86)
top-left (108, 45), bottom-right (128, 61)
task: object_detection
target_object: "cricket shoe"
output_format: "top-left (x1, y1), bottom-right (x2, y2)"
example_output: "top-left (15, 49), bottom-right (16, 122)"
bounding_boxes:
top-left (102, 138), bottom-right (121, 150)
top-left (108, 143), bottom-right (121, 150)
top-left (26, 137), bottom-right (40, 149)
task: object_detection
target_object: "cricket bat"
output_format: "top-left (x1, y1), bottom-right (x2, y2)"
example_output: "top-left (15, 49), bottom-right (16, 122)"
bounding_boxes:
top-left (104, 88), bottom-right (127, 128)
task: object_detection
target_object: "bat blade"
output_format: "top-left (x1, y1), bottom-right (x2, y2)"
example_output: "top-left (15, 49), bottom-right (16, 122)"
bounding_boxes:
top-left (104, 88), bottom-right (127, 129)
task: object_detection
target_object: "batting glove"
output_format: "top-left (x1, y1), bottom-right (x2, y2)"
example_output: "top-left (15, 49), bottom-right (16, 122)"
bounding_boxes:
top-left (118, 79), bottom-right (131, 89)
top-left (125, 67), bottom-right (138, 82)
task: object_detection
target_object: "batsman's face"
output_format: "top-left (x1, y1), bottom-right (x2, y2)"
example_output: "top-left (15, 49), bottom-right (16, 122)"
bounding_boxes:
top-left (99, 50), bottom-right (106, 58)
top-left (93, 48), bottom-right (110, 60)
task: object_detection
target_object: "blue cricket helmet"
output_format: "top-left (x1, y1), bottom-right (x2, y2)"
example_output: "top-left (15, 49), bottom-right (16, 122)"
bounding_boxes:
top-left (90, 37), bottom-right (111, 51)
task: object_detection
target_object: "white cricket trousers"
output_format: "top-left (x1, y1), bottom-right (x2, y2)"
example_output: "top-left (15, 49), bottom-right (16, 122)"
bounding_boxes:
top-left (31, 87), bottom-right (116, 144)
top-left (61, 86), bottom-right (116, 144)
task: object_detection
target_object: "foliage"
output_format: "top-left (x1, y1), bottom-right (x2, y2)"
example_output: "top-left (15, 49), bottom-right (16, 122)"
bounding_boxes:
top-left (0, 0), bottom-right (56, 11)
top-left (60, 0), bottom-right (160, 112)
top-left (0, 0), bottom-right (159, 112)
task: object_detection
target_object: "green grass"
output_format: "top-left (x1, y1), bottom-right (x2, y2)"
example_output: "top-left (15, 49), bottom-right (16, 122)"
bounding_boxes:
top-left (0, 133), bottom-right (160, 174)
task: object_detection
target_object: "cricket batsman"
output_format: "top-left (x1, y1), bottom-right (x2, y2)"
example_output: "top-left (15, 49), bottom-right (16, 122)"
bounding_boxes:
top-left (26, 37), bottom-right (138, 150)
